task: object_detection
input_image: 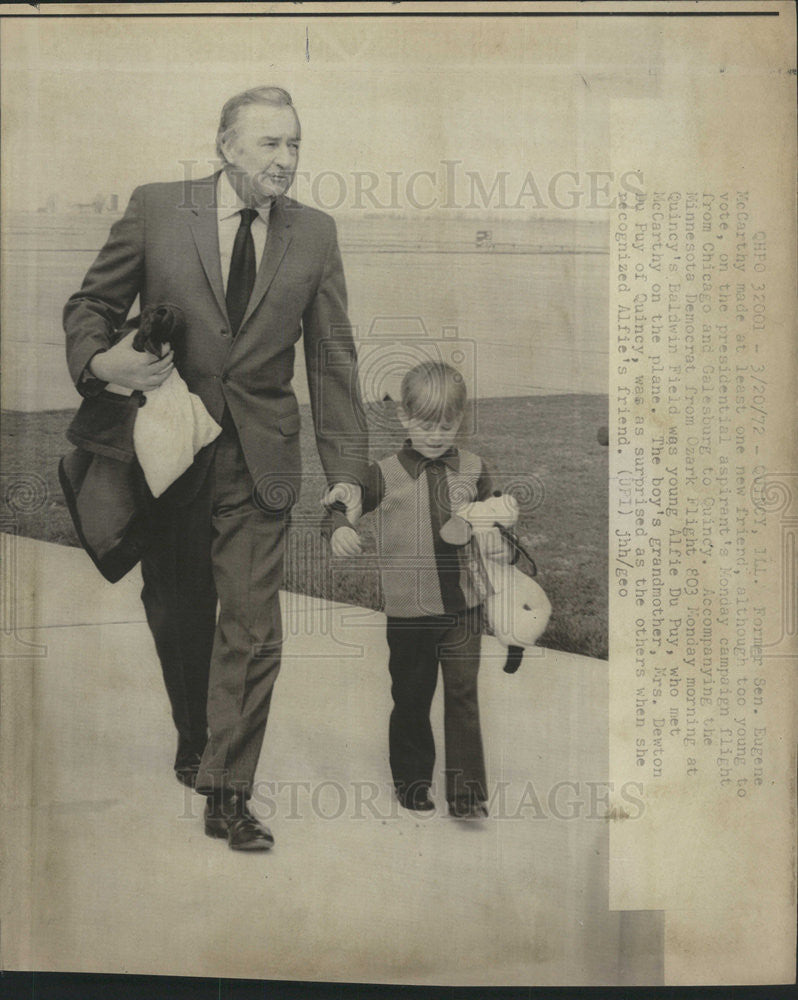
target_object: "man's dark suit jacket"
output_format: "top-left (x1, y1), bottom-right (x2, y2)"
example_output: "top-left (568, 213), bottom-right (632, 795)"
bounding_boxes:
top-left (63, 173), bottom-right (368, 505)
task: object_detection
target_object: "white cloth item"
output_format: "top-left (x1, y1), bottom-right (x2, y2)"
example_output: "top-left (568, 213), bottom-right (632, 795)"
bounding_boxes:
top-left (482, 557), bottom-right (551, 648)
top-left (216, 171), bottom-right (270, 291)
top-left (450, 495), bottom-right (551, 648)
top-left (133, 369), bottom-right (222, 498)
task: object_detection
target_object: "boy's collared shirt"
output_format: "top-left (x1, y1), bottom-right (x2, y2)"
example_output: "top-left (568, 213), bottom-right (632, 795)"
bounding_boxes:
top-left (396, 441), bottom-right (461, 478)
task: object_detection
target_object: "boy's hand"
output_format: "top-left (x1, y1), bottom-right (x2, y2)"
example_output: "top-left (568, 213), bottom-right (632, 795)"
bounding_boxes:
top-left (331, 526), bottom-right (362, 557)
top-left (482, 526), bottom-right (512, 563)
top-left (324, 483), bottom-right (363, 525)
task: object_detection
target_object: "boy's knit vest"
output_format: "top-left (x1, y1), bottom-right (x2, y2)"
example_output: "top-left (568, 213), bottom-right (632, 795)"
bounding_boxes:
top-left (375, 448), bottom-right (485, 618)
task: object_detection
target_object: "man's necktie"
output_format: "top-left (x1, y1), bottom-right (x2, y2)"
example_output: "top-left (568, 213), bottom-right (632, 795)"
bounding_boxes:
top-left (226, 207), bottom-right (258, 336)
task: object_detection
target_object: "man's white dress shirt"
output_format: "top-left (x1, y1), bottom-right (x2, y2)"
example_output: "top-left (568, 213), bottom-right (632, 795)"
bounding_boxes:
top-left (216, 171), bottom-right (270, 291)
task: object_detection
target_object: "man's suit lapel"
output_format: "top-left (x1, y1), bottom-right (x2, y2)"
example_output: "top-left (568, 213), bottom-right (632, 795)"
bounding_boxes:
top-left (239, 196), bottom-right (293, 331)
top-left (188, 177), bottom-right (227, 321)
top-left (187, 179), bottom-right (294, 331)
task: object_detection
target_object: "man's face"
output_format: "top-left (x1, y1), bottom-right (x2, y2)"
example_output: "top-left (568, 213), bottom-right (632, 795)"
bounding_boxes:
top-left (221, 103), bottom-right (300, 205)
top-left (399, 412), bottom-right (463, 460)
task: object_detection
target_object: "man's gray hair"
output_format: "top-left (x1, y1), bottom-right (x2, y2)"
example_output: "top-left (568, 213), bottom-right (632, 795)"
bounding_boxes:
top-left (216, 86), bottom-right (298, 160)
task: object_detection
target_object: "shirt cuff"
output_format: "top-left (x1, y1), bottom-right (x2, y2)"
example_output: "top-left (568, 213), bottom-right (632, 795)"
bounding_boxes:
top-left (77, 350), bottom-right (109, 398)
top-left (327, 475), bottom-right (366, 495)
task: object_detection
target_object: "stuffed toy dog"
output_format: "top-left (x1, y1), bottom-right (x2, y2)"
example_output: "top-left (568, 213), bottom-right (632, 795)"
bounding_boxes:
top-left (440, 494), bottom-right (552, 673)
top-left (131, 302), bottom-right (187, 368)
top-left (124, 304), bottom-right (221, 498)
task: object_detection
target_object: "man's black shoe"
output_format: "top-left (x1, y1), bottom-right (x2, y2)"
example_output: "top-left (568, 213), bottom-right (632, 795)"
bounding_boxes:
top-left (174, 735), bottom-right (206, 789)
top-left (204, 793), bottom-right (274, 851)
top-left (395, 785), bottom-right (435, 812)
top-left (449, 799), bottom-right (489, 820)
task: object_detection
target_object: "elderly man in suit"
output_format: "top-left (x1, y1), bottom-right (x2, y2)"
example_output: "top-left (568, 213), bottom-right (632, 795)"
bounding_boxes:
top-left (64, 86), bottom-right (367, 850)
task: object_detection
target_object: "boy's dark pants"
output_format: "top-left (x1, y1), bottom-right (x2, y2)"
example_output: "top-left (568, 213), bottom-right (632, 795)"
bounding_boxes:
top-left (386, 607), bottom-right (487, 806)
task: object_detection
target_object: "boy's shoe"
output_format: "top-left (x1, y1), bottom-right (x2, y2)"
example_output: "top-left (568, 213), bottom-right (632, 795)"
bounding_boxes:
top-left (449, 799), bottom-right (488, 820)
top-left (395, 785), bottom-right (435, 812)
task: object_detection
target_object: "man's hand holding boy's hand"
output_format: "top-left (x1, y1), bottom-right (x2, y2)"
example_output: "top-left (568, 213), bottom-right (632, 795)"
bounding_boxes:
top-left (323, 483), bottom-right (364, 555)
top-left (331, 526), bottom-right (362, 557)
top-left (324, 483), bottom-right (363, 525)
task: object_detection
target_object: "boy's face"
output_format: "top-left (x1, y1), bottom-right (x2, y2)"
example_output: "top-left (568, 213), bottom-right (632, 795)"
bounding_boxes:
top-left (399, 411), bottom-right (463, 460)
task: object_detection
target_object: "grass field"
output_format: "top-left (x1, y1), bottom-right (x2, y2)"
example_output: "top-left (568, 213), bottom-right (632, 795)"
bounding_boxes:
top-left (1, 394), bottom-right (608, 658)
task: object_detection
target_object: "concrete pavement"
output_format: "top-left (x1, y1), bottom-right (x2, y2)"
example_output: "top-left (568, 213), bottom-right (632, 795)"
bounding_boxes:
top-left (0, 534), bottom-right (661, 985)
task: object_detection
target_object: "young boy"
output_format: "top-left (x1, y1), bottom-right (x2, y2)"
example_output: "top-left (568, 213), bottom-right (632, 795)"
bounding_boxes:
top-left (324, 361), bottom-right (498, 819)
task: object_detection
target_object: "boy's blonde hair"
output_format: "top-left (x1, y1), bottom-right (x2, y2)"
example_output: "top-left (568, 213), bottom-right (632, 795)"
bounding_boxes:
top-left (400, 361), bottom-right (467, 425)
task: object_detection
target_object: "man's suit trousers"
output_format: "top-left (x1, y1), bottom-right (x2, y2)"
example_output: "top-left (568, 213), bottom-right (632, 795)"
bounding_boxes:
top-left (140, 408), bottom-right (288, 797)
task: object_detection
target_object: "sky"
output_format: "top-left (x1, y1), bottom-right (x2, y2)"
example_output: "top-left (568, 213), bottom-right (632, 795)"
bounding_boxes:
top-left (2, 10), bottom-right (783, 217)
top-left (0, 14), bottom-right (649, 216)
